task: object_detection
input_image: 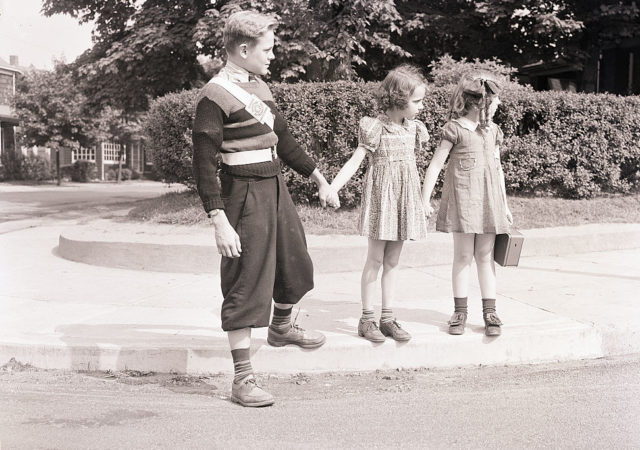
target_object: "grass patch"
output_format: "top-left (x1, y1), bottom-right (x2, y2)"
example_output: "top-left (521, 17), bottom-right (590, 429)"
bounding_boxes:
top-left (127, 190), bottom-right (640, 233)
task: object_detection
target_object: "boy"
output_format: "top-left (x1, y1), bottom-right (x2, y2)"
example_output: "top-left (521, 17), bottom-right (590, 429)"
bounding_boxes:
top-left (192, 10), bottom-right (334, 407)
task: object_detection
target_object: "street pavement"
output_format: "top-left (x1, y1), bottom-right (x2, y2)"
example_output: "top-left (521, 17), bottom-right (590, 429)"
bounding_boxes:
top-left (1, 181), bottom-right (639, 374)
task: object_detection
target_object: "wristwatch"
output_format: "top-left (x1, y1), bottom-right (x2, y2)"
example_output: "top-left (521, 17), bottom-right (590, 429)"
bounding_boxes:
top-left (207, 209), bottom-right (220, 218)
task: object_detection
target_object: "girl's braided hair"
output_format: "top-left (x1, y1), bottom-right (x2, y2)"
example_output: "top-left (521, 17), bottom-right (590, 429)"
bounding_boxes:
top-left (449, 71), bottom-right (502, 128)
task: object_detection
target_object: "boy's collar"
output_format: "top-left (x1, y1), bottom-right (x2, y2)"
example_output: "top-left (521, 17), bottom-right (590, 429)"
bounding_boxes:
top-left (453, 117), bottom-right (479, 131)
top-left (218, 61), bottom-right (256, 82)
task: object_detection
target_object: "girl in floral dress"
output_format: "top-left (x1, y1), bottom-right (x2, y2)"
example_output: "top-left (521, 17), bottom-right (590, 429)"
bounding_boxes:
top-left (328, 65), bottom-right (429, 343)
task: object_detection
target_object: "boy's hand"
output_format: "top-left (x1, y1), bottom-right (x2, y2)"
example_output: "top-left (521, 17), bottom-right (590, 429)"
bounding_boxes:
top-left (318, 182), bottom-right (334, 208)
top-left (506, 209), bottom-right (513, 225)
top-left (211, 213), bottom-right (242, 258)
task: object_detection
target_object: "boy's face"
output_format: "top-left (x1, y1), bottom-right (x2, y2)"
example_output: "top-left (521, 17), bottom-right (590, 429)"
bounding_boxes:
top-left (399, 84), bottom-right (426, 120)
top-left (236, 30), bottom-right (275, 76)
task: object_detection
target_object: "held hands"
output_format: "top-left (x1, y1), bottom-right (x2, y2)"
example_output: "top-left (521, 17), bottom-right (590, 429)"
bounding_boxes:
top-left (319, 182), bottom-right (340, 209)
top-left (423, 197), bottom-right (434, 218)
top-left (425, 203), bottom-right (435, 218)
top-left (326, 185), bottom-right (341, 209)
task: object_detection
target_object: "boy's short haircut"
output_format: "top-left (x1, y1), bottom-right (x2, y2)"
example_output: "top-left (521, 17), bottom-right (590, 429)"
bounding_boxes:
top-left (377, 64), bottom-right (426, 111)
top-left (223, 10), bottom-right (279, 52)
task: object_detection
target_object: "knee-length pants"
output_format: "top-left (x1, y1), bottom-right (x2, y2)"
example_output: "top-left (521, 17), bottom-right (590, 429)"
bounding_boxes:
top-left (219, 173), bottom-right (314, 331)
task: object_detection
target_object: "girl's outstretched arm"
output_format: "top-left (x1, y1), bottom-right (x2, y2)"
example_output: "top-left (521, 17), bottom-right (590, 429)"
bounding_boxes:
top-left (421, 140), bottom-right (453, 216)
top-left (330, 146), bottom-right (368, 192)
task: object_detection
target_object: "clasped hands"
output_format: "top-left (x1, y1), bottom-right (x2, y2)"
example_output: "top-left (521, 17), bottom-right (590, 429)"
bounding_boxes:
top-left (318, 183), bottom-right (341, 209)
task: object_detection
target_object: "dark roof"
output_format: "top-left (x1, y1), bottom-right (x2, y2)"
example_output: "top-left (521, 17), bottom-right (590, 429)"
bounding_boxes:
top-left (519, 60), bottom-right (583, 76)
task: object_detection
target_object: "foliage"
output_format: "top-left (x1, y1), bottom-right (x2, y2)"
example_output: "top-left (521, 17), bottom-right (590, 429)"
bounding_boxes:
top-left (194, 0), bottom-right (410, 82)
top-left (13, 64), bottom-right (140, 154)
top-left (20, 154), bottom-right (55, 181)
top-left (44, 0), bottom-right (208, 114)
top-left (69, 160), bottom-right (97, 182)
top-left (0, 149), bottom-right (24, 181)
top-left (39, 0), bottom-right (640, 115)
top-left (144, 80), bottom-right (640, 204)
top-left (428, 54), bottom-right (521, 88)
top-left (0, 151), bottom-right (54, 182)
top-left (143, 90), bottom-right (196, 187)
top-left (13, 66), bottom-right (94, 150)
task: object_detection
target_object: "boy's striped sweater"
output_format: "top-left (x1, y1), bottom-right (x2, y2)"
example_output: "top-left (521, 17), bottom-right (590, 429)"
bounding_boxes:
top-left (192, 78), bottom-right (316, 212)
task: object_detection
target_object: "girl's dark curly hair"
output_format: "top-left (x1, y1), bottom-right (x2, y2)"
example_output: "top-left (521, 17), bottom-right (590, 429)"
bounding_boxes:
top-left (377, 64), bottom-right (426, 111)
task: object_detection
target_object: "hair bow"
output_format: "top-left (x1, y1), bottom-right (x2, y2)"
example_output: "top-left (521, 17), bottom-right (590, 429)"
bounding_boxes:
top-left (463, 78), bottom-right (501, 96)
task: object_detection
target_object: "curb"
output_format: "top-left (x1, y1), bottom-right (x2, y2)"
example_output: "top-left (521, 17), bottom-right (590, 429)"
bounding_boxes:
top-left (1, 322), bottom-right (621, 374)
top-left (58, 223), bottom-right (640, 273)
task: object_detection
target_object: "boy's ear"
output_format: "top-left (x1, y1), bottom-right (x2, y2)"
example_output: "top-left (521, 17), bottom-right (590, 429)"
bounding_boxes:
top-left (239, 43), bottom-right (248, 58)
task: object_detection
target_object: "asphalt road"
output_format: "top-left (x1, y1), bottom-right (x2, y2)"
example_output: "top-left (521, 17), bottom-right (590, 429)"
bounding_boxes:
top-left (1, 355), bottom-right (638, 449)
top-left (0, 181), bottom-right (182, 223)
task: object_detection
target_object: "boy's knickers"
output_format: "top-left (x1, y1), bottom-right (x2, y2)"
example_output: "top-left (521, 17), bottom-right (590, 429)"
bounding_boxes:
top-left (218, 173), bottom-right (314, 331)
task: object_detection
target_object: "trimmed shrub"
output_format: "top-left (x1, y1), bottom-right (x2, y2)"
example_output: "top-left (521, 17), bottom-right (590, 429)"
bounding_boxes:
top-left (144, 90), bottom-right (196, 187)
top-left (0, 152), bottom-right (54, 182)
top-left (0, 150), bottom-right (23, 181)
top-left (20, 154), bottom-right (54, 181)
top-left (143, 82), bottom-right (640, 204)
top-left (70, 159), bottom-right (97, 182)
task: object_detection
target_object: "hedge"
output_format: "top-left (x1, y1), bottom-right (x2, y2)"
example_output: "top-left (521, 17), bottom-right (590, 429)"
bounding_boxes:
top-left (144, 82), bottom-right (640, 205)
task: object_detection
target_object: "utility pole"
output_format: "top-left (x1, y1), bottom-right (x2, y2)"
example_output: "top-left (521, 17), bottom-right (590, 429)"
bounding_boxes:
top-left (116, 144), bottom-right (124, 184)
top-left (56, 147), bottom-right (61, 186)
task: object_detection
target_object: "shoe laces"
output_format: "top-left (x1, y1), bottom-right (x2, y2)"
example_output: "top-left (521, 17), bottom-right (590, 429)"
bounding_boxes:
top-left (243, 376), bottom-right (262, 388)
top-left (449, 312), bottom-right (467, 326)
top-left (362, 320), bottom-right (380, 332)
top-left (290, 308), bottom-right (306, 334)
top-left (483, 312), bottom-right (502, 326)
top-left (383, 319), bottom-right (402, 330)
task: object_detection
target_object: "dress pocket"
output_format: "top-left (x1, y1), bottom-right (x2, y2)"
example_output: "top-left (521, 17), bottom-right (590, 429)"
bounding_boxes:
top-left (458, 157), bottom-right (477, 171)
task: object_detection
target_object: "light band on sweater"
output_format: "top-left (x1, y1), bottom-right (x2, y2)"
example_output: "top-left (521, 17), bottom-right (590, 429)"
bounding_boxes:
top-left (221, 148), bottom-right (277, 165)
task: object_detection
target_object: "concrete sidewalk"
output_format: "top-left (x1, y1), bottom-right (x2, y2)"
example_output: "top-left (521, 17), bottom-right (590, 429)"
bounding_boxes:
top-left (1, 219), bottom-right (639, 374)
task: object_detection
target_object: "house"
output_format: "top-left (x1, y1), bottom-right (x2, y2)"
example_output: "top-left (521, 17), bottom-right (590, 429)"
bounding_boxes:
top-left (0, 56), bottom-right (21, 162)
top-left (0, 54), bottom-right (152, 180)
top-left (518, 38), bottom-right (640, 95)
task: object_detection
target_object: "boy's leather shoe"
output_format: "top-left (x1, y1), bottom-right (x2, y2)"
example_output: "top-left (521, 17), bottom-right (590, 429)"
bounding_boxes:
top-left (483, 312), bottom-right (502, 336)
top-left (448, 312), bottom-right (467, 335)
top-left (230, 376), bottom-right (274, 407)
top-left (267, 324), bottom-right (326, 349)
top-left (379, 319), bottom-right (411, 342)
top-left (358, 319), bottom-right (386, 343)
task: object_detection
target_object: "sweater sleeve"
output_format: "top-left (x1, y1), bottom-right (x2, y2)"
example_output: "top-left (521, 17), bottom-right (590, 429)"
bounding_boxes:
top-left (192, 95), bottom-right (225, 211)
top-left (269, 102), bottom-right (317, 178)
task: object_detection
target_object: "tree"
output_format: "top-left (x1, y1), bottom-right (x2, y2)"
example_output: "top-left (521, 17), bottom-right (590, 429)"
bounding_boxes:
top-left (13, 63), bottom-right (136, 151)
top-left (43, 0), bottom-right (210, 114)
top-left (42, 0), bottom-right (414, 111)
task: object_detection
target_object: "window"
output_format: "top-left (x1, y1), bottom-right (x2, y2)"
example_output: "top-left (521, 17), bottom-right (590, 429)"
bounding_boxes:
top-left (72, 146), bottom-right (96, 162)
top-left (102, 142), bottom-right (121, 163)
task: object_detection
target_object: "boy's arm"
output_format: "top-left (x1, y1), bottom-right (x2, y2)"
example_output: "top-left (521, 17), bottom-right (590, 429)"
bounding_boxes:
top-left (270, 106), bottom-right (317, 177)
top-left (193, 96), bottom-right (225, 211)
top-left (268, 104), bottom-right (337, 207)
top-left (193, 95), bottom-right (242, 257)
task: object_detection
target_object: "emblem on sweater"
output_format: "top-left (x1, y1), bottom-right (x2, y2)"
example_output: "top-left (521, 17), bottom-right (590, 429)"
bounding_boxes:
top-left (247, 94), bottom-right (270, 124)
